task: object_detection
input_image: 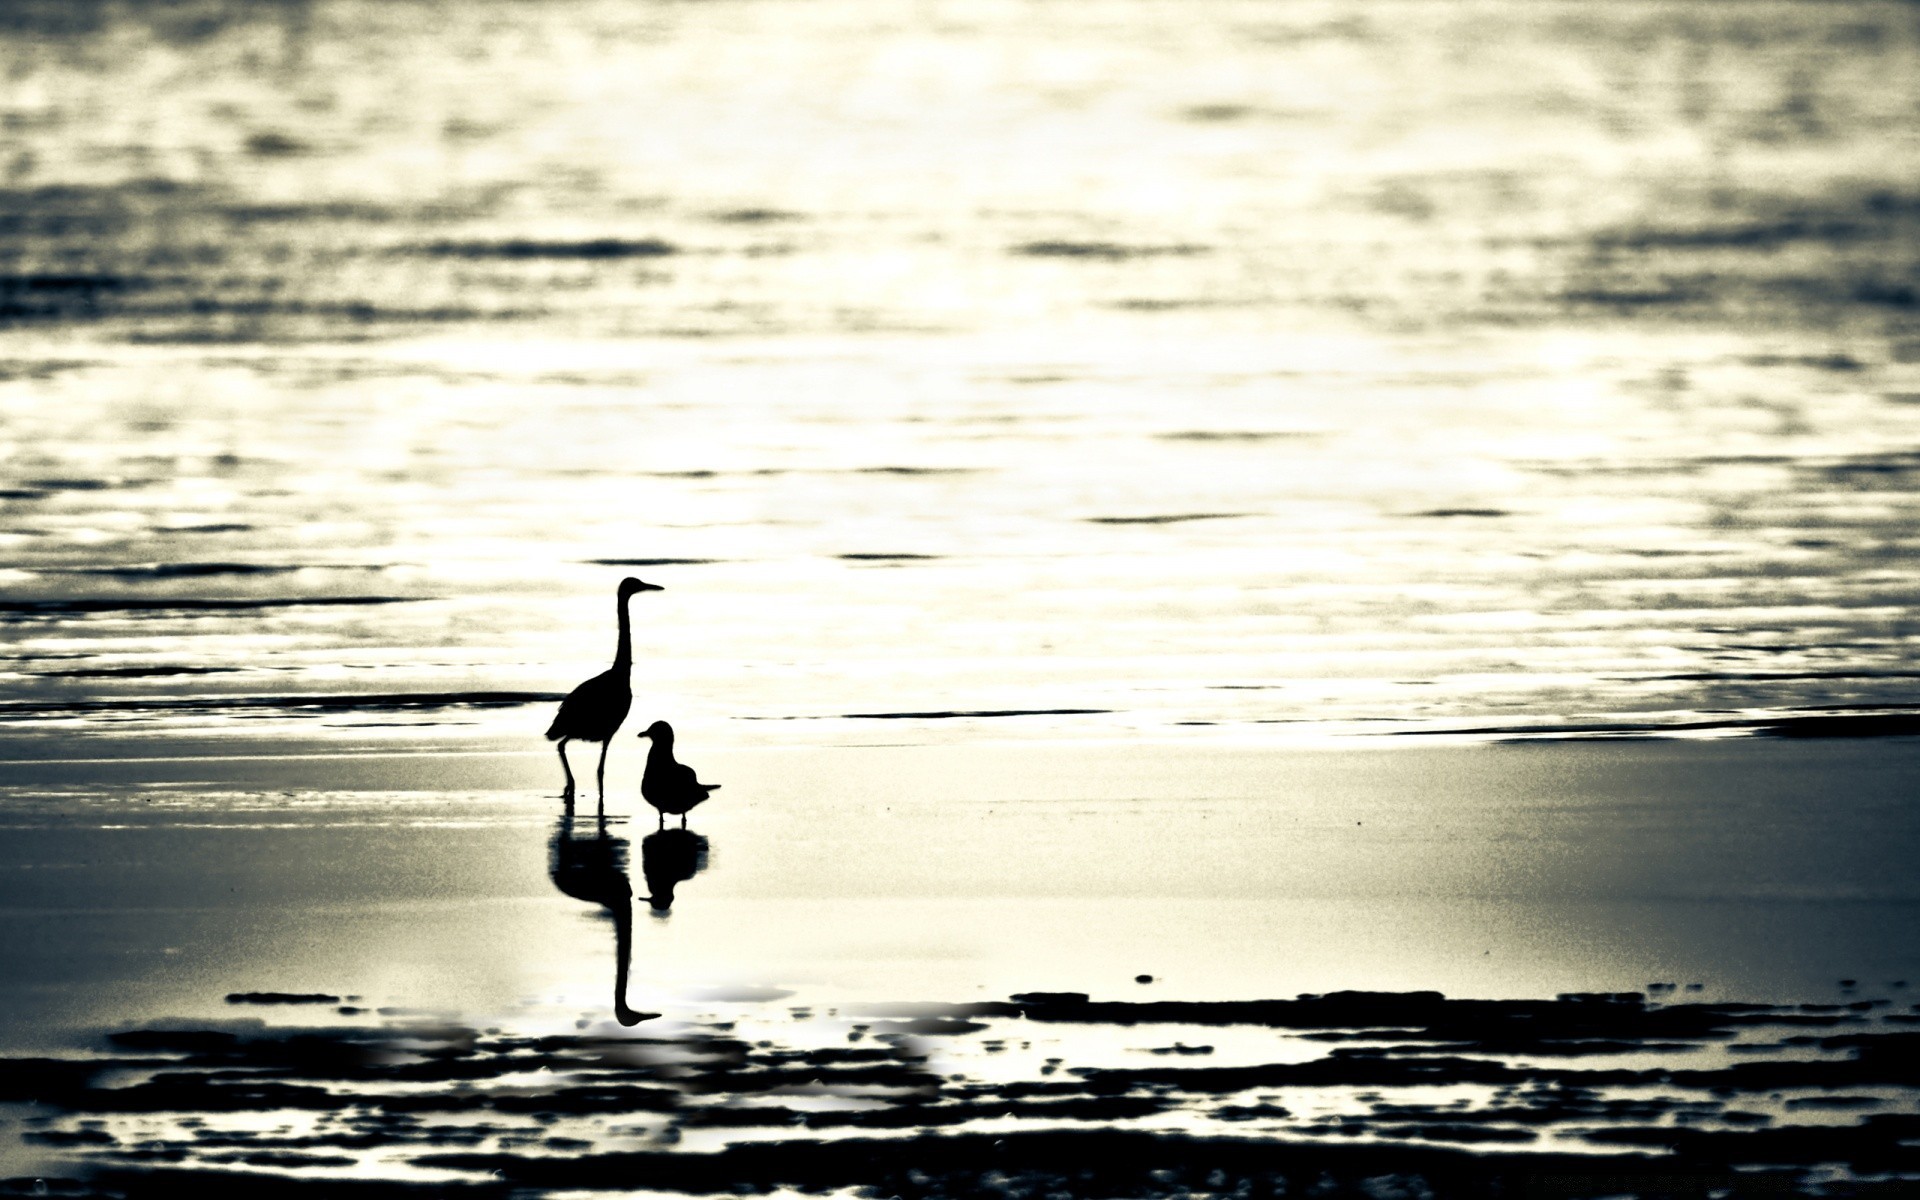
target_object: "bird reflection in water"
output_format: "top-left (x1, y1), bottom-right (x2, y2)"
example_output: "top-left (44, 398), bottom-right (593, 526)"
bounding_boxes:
top-left (548, 800), bottom-right (656, 1026)
top-left (642, 827), bottom-right (710, 915)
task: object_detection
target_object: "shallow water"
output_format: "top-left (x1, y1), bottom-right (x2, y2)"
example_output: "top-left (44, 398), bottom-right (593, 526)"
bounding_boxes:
top-left (7, 739), bottom-right (1919, 1035)
top-left (2, 740), bottom-right (1917, 1192)
top-left (16, 736), bottom-right (1918, 1187)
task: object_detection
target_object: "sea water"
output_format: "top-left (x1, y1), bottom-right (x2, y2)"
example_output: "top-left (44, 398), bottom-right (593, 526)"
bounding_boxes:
top-left (2, 0), bottom-right (1918, 749)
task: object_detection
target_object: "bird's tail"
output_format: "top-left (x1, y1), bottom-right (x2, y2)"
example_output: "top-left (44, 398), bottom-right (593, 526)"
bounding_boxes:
top-left (544, 715), bottom-right (565, 741)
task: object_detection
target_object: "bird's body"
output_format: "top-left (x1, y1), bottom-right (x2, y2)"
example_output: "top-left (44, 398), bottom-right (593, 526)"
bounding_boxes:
top-left (546, 668), bottom-right (631, 744)
top-left (548, 577), bottom-right (662, 802)
top-left (638, 720), bottom-right (719, 828)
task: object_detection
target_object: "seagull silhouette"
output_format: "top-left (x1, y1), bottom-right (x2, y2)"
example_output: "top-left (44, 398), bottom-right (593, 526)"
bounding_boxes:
top-left (547, 576), bottom-right (662, 803)
top-left (637, 720), bottom-right (720, 829)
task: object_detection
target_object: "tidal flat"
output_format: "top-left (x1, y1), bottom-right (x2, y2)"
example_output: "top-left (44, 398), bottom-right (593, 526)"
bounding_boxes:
top-left (1, 735), bottom-right (1917, 1196)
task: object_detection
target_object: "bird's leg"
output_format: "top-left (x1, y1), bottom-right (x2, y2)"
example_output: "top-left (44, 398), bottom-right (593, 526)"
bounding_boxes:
top-left (557, 739), bottom-right (575, 801)
top-left (680, 813), bottom-right (688, 830)
top-left (658, 810), bottom-right (665, 831)
top-left (596, 740), bottom-right (611, 801)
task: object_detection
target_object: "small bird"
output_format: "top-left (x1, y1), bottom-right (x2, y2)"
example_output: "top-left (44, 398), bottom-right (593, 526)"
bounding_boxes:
top-left (636, 720), bottom-right (720, 829)
top-left (547, 576), bottom-right (663, 802)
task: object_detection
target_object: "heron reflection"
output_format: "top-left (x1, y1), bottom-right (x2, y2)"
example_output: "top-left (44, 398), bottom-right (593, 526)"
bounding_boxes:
top-left (549, 801), bottom-right (654, 1026)
top-left (642, 827), bottom-right (710, 914)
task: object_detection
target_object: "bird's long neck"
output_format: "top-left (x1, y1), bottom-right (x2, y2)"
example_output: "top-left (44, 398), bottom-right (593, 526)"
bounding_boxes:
top-left (612, 591), bottom-right (633, 672)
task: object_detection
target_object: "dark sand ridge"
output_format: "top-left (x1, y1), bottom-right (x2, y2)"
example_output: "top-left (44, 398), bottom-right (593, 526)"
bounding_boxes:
top-left (4, 988), bottom-right (1919, 1197)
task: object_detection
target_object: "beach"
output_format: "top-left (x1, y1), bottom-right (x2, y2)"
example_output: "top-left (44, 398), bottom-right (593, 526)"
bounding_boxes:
top-left (3, 731), bottom-right (1918, 1194)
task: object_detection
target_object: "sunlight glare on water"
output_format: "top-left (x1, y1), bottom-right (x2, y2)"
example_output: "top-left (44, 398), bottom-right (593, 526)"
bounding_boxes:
top-left (0, 0), bottom-right (1917, 746)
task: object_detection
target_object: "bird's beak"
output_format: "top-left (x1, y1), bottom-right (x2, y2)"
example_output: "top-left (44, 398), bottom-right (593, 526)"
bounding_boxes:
top-left (638, 581), bottom-right (665, 592)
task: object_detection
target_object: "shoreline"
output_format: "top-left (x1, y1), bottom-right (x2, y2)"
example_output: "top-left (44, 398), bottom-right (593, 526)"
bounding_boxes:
top-left (4, 734), bottom-right (1916, 1194)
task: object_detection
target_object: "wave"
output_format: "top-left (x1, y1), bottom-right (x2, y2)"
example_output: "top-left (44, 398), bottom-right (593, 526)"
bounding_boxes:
top-left (19, 477), bottom-right (116, 491)
top-left (1630, 670), bottom-right (1920, 684)
top-left (1013, 241), bottom-right (1209, 261)
top-left (0, 690), bottom-right (558, 719)
top-left (840, 708), bottom-right (1110, 720)
top-left (1085, 513), bottom-right (1249, 525)
top-left (33, 666), bottom-right (242, 678)
top-left (1400, 709), bottom-right (1920, 742)
top-left (406, 238), bottom-right (676, 260)
top-left (710, 208), bottom-right (799, 224)
top-left (1156, 430), bottom-right (1320, 443)
top-left (56, 563), bottom-right (306, 579)
top-left (0, 272), bottom-right (134, 320)
top-left (0, 596), bottom-right (413, 616)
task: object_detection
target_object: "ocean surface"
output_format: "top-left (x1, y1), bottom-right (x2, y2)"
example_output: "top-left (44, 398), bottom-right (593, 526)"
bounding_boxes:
top-left (3, 0), bottom-right (1919, 749)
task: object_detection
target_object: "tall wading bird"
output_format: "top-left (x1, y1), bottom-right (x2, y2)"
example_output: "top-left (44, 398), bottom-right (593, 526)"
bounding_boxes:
top-left (547, 577), bottom-right (662, 802)
top-left (637, 720), bottom-right (720, 829)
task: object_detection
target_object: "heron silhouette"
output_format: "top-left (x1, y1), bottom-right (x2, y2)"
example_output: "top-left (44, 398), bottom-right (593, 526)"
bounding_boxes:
top-left (549, 800), bottom-right (655, 1027)
top-left (547, 577), bottom-right (662, 803)
top-left (641, 827), bottom-right (709, 913)
top-left (637, 720), bottom-right (720, 829)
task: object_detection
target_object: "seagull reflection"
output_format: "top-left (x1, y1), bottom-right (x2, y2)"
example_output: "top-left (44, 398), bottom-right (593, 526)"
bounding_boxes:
top-left (642, 827), bottom-right (710, 914)
top-left (549, 801), bottom-right (655, 1026)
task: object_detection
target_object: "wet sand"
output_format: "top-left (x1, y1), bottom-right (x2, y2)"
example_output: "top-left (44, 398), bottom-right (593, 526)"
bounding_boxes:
top-left (3, 733), bottom-right (1917, 1195)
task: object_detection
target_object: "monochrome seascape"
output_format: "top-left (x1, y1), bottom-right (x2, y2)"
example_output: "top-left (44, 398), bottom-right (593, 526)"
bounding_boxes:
top-left (3, 1), bottom-right (1919, 1195)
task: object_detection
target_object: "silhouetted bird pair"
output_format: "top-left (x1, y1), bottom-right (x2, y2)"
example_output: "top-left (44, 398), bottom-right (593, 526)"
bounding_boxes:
top-left (545, 577), bottom-right (720, 827)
